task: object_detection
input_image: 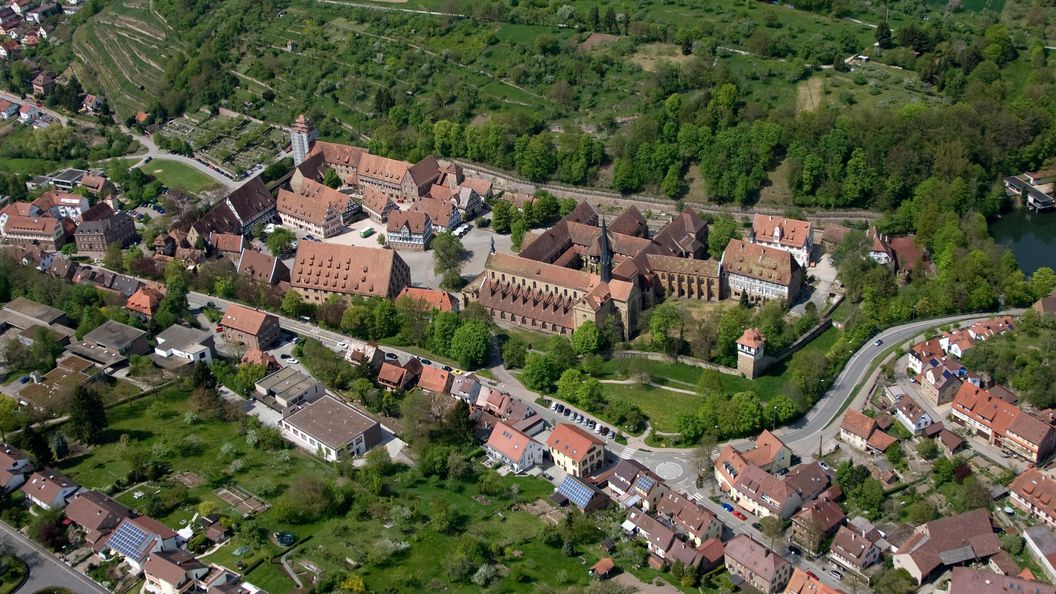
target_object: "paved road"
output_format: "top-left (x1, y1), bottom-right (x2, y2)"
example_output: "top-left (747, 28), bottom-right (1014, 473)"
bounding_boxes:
top-left (0, 90), bottom-right (69, 126)
top-left (0, 521), bottom-right (109, 594)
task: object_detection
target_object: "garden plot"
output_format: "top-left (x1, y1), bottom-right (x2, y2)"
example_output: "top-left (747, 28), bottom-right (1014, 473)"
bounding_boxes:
top-left (159, 114), bottom-right (286, 177)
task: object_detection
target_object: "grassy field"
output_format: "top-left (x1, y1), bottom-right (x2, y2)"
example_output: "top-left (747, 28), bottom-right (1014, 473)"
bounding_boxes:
top-left (141, 159), bottom-right (220, 194)
top-left (596, 327), bottom-right (843, 433)
top-left (54, 382), bottom-right (636, 593)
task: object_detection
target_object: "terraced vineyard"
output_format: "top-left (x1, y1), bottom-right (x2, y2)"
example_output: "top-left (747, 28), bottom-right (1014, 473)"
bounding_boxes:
top-left (70, 0), bottom-right (187, 119)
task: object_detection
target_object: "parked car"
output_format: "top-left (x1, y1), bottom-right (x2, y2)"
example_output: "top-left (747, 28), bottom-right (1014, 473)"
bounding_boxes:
top-left (442, 365), bottom-right (453, 372)
top-left (807, 571), bottom-right (819, 580)
top-left (288, 358), bottom-right (299, 364)
top-left (829, 570), bottom-right (843, 581)
top-left (588, 420), bottom-right (597, 430)
top-left (818, 461), bottom-right (831, 471)
top-left (787, 545), bottom-right (801, 556)
top-left (550, 402), bottom-right (558, 411)
top-left (562, 408), bottom-right (572, 417)
top-left (419, 358), bottom-right (432, 366)
top-left (599, 426), bottom-right (609, 436)
top-left (721, 503), bottom-right (734, 512)
top-left (337, 342), bottom-right (348, 348)
top-left (215, 326), bottom-right (223, 333)
top-left (385, 352), bottom-right (398, 359)
top-left (280, 354), bottom-right (290, 359)
top-left (556, 404), bottom-right (565, 414)
top-left (733, 511), bottom-right (747, 521)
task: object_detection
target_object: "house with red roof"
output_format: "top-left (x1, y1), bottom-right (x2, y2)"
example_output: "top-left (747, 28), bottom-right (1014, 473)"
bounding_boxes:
top-left (546, 423), bottom-right (605, 477)
top-left (485, 421), bottom-right (543, 473)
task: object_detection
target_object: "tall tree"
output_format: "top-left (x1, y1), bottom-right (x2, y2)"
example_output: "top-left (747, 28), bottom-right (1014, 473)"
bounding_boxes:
top-left (66, 385), bottom-right (108, 444)
top-left (432, 232), bottom-right (467, 290)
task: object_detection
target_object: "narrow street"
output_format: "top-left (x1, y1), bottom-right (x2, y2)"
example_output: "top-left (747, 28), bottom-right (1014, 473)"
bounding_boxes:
top-left (0, 521), bottom-right (110, 594)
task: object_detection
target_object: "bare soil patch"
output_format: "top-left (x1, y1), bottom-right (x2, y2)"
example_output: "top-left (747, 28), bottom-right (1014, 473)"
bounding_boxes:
top-left (757, 156), bottom-right (794, 208)
top-left (631, 43), bottom-right (693, 72)
top-left (796, 76), bottom-right (824, 113)
top-left (579, 32), bottom-right (620, 51)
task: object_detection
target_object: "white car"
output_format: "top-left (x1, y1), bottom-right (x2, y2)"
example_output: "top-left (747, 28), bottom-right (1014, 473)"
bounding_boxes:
top-left (288, 358), bottom-right (299, 365)
top-left (337, 342), bottom-right (348, 348)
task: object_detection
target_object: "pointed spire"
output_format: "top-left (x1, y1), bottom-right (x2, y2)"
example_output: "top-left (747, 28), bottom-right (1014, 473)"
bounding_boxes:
top-left (599, 216), bottom-right (612, 283)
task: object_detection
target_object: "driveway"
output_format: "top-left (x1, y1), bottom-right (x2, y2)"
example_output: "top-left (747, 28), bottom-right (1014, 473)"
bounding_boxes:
top-left (0, 521), bottom-right (109, 594)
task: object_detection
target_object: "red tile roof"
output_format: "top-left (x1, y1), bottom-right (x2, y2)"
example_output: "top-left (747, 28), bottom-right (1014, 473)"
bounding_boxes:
top-left (485, 421), bottom-right (535, 463)
top-left (397, 287), bottom-right (455, 312)
top-left (291, 242), bottom-right (408, 299)
top-left (220, 303), bottom-right (274, 336)
top-left (546, 423), bottom-right (603, 463)
top-left (723, 239), bottom-right (798, 286)
top-left (752, 214), bottom-right (812, 249)
top-left (417, 365), bottom-right (451, 393)
top-left (785, 567), bottom-right (845, 594)
top-left (840, 409), bottom-right (876, 439)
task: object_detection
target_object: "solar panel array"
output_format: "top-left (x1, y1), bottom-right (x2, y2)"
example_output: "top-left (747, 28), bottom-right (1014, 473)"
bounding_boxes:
top-left (558, 477), bottom-right (595, 509)
top-left (635, 474), bottom-right (656, 493)
top-left (108, 521), bottom-right (153, 561)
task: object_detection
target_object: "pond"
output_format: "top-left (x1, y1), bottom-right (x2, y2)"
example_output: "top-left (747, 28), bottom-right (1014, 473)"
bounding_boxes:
top-left (990, 208), bottom-right (1056, 275)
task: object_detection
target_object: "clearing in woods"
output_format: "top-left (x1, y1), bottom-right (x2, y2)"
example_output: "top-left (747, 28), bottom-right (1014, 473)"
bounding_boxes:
top-left (796, 76), bottom-right (824, 113)
top-left (631, 43), bottom-right (694, 72)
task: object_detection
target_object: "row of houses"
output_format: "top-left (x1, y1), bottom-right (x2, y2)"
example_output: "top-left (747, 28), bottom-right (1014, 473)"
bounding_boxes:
top-left (0, 181), bottom-right (134, 252)
top-left (907, 316), bottom-right (1016, 406)
top-left (0, 443), bottom-right (263, 594)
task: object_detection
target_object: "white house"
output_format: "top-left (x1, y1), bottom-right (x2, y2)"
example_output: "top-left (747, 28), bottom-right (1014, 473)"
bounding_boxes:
top-left (485, 422), bottom-right (544, 473)
top-left (153, 325), bottom-right (214, 366)
top-left (20, 470), bottom-right (79, 509)
top-left (894, 397), bottom-right (932, 434)
top-left (0, 99), bottom-right (18, 119)
top-left (279, 395), bottom-right (382, 462)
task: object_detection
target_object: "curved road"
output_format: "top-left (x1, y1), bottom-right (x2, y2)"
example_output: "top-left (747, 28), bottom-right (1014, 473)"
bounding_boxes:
top-left (0, 521), bottom-right (109, 594)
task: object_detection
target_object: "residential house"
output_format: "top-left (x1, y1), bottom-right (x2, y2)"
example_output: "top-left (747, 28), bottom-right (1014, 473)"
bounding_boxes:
top-left (376, 360), bottom-right (419, 392)
top-left (743, 430), bottom-right (793, 474)
top-left (197, 514), bottom-right (228, 544)
top-left (79, 173), bottom-right (112, 197)
top-left (784, 462), bottom-right (833, 503)
top-left (729, 463), bottom-right (802, 519)
top-left (254, 367), bottom-right (324, 410)
top-left (450, 375), bottom-right (481, 403)
top-left (484, 421), bottom-right (544, 473)
top-left (360, 186), bottom-right (398, 223)
top-left (291, 242), bottom-right (411, 303)
top-left (219, 304), bottom-right (281, 350)
top-left (655, 491), bottom-right (722, 545)
top-left (18, 103), bottom-right (38, 123)
top-left (1010, 468), bottom-right (1056, 529)
top-left (64, 490), bottom-right (130, 551)
top-left (0, 98), bottom-right (17, 118)
top-left (951, 383), bottom-right (1056, 464)
top-left (968, 316), bottom-right (1015, 341)
top-left (27, 2), bottom-right (59, 22)
top-left (947, 567), bottom-right (1055, 594)
top-left (626, 469), bottom-right (668, 512)
top-left (276, 180), bottom-right (349, 238)
top-left (918, 357), bottom-right (971, 406)
top-left (1034, 290), bottom-right (1056, 317)
top-left (938, 429), bottom-right (966, 457)
top-left (209, 232), bottom-right (244, 261)
top-left (1023, 525), bottom-right (1056, 584)
top-left (865, 227), bottom-right (893, 267)
top-left (152, 325), bottom-right (215, 367)
top-left (81, 94), bottom-right (102, 113)
top-left (0, 445), bottom-right (30, 475)
top-left (602, 458), bottom-right (649, 499)
top-left (0, 39), bottom-right (18, 59)
top-left (940, 328), bottom-right (975, 359)
top-left (894, 396), bottom-right (932, 434)
top-left (839, 409), bottom-right (896, 453)
top-left (21, 469), bottom-right (79, 509)
top-left (828, 524), bottom-right (883, 575)
top-left (126, 287), bottom-right (165, 320)
top-left (241, 349), bottom-right (279, 371)
top-left (396, 286), bottom-right (457, 312)
top-left (106, 515), bottom-right (179, 572)
top-left (411, 195), bottom-right (460, 232)
top-left (344, 342), bottom-right (383, 372)
top-left (791, 499), bottom-right (846, 555)
top-left (30, 71), bottom-right (52, 96)
top-left (279, 395), bottom-right (382, 461)
top-left (784, 568), bottom-right (845, 594)
top-left (721, 239), bottom-right (802, 305)
top-left (417, 365), bottom-right (451, 395)
top-left (554, 475), bottom-right (606, 512)
top-left (908, 338), bottom-right (943, 374)
top-left (749, 214), bottom-right (813, 267)
top-left (385, 210), bottom-right (432, 251)
top-left (724, 534), bottom-right (793, 594)
top-left (74, 211), bottom-right (136, 252)
top-left (546, 423), bottom-right (605, 478)
top-left (143, 550), bottom-right (209, 594)
top-left (236, 249), bottom-right (290, 286)
top-left (892, 508), bottom-right (1001, 584)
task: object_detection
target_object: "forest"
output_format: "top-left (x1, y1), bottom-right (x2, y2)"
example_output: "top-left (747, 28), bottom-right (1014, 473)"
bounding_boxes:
top-left (4, 0), bottom-right (1052, 211)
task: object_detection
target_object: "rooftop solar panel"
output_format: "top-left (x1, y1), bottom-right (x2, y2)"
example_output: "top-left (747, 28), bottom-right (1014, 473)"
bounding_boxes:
top-left (108, 521), bottom-right (153, 561)
top-left (558, 477), bottom-right (596, 509)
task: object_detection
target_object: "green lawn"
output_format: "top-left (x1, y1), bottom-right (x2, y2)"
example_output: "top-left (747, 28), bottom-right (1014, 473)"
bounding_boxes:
top-left (593, 327), bottom-right (843, 433)
top-left (141, 159), bottom-right (221, 194)
top-left (53, 382), bottom-right (616, 593)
